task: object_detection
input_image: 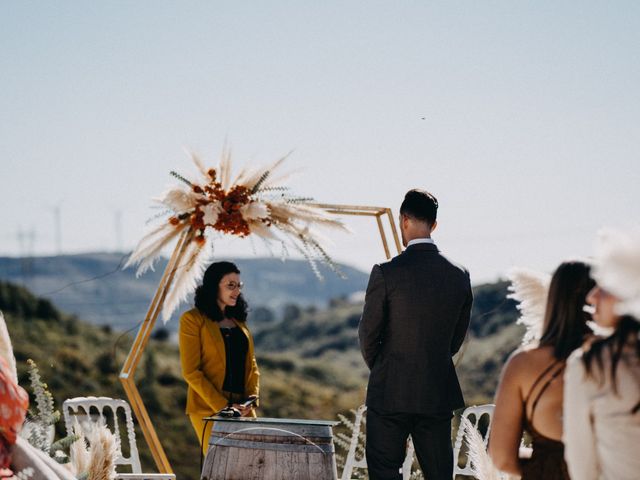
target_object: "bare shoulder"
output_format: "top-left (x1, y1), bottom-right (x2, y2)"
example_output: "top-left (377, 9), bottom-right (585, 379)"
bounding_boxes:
top-left (502, 346), bottom-right (554, 379)
top-left (504, 345), bottom-right (536, 367)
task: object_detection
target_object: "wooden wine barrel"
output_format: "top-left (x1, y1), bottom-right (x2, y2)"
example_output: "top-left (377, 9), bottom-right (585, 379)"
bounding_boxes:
top-left (200, 417), bottom-right (338, 480)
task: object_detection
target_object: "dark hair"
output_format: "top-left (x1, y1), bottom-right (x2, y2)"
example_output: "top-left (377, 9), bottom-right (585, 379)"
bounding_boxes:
top-left (583, 316), bottom-right (640, 405)
top-left (400, 189), bottom-right (438, 226)
top-left (539, 260), bottom-right (595, 360)
top-left (194, 261), bottom-right (248, 322)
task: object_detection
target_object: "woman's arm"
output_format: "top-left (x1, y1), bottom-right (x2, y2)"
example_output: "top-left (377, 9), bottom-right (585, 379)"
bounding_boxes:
top-left (243, 326), bottom-right (260, 416)
top-left (243, 323), bottom-right (260, 399)
top-left (179, 312), bottom-right (229, 413)
top-left (242, 326), bottom-right (260, 416)
top-left (488, 351), bottom-right (526, 476)
top-left (563, 352), bottom-right (598, 480)
top-left (245, 353), bottom-right (260, 399)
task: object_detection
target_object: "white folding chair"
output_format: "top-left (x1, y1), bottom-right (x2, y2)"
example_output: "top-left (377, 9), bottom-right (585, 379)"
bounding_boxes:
top-left (452, 404), bottom-right (495, 479)
top-left (340, 404), bottom-right (416, 480)
top-left (62, 396), bottom-right (175, 480)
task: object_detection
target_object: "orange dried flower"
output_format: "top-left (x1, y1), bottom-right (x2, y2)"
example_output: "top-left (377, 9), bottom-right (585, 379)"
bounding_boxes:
top-left (166, 167), bottom-right (257, 238)
top-left (190, 208), bottom-right (205, 231)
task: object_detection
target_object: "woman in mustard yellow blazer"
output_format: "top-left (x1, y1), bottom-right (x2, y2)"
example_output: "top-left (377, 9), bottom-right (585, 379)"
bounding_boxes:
top-left (179, 261), bottom-right (260, 454)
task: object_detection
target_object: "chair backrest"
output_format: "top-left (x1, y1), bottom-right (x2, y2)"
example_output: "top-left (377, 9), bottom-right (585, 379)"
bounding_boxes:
top-left (452, 404), bottom-right (495, 478)
top-left (340, 404), bottom-right (415, 480)
top-left (62, 396), bottom-right (142, 473)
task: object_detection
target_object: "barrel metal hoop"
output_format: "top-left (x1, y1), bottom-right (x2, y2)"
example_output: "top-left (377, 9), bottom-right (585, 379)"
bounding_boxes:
top-left (210, 426), bottom-right (333, 454)
top-left (213, 438), bottom-right (334, 454)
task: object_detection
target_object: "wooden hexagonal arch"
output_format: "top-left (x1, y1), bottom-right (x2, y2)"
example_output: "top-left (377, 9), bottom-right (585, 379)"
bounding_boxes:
top-left (119, 204), bottom-right (402, 473)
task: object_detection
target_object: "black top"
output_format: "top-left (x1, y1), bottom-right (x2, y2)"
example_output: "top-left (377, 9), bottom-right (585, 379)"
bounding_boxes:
top-left (220, 326), bottom-right (248, 395)
top-left (520, 360), bottom-right (570, 480)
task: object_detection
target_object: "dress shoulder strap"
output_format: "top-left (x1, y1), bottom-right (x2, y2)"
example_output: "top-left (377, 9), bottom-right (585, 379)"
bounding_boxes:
top-left (523, 360), bottom-right (561, 405)
top-left (524, 359), bottom-right (565, 426)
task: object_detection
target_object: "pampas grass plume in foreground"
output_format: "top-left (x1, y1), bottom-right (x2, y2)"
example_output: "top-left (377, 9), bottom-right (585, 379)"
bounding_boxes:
top-left (460, 417), bottom-right (508, 480)
top-left (69, 422), bottom-right (118, 480)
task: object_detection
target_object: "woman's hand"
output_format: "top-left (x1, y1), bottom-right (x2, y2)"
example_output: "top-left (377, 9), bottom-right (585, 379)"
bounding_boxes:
top-left (232, 403), bottom-right (253, 417)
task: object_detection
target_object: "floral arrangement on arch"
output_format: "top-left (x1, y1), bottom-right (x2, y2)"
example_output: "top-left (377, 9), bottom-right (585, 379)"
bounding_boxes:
top-left (125, 147), bottom-right (348, 321)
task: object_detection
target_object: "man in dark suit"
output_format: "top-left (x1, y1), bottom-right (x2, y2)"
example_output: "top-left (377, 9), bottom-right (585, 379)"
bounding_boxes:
top-left (358, 189), bottom-right (472, 480)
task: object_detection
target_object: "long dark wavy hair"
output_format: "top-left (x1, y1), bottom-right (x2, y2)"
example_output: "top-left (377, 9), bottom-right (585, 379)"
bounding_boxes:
top-left (583, 315), bottom-right (640, 412)
top-left (194, 261), bottom-right (248, 322)
top-left (538, 260), bottom-right (595, 360)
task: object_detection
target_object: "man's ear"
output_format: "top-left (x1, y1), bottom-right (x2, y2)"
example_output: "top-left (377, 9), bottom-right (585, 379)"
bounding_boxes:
top-left (430, 220), bottom-right (438, 233)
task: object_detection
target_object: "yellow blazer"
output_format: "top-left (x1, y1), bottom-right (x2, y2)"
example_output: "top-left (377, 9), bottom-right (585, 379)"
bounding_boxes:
top-left (179, 308), bottom-right (260, 416)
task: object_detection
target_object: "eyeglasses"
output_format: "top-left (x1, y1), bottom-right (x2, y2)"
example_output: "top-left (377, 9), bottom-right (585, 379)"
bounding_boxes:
top-left (223, 281), bottom-right (244, 291)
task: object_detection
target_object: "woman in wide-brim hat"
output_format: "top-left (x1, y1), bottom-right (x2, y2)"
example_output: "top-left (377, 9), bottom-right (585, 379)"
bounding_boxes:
top-left (563, 227), bottom-right (640, 480)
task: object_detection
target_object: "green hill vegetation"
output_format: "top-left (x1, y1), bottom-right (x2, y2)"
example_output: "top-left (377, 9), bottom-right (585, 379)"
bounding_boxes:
top-left (0, 281), bottom-right (363, 479)
top-left (0, 276), bottom-right (524, 479)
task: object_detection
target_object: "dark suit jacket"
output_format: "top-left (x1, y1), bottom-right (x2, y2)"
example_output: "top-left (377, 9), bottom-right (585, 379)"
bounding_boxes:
top-left (358, 242), bottom-right (472, 414)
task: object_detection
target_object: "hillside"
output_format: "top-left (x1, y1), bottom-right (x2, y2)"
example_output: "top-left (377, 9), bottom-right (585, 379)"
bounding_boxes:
top-left (0, 281), bottom-right (365, 480)
top-left (0, 269), bottom-right (525, 478)
top-left (0, 253), bottom-right (369, 331)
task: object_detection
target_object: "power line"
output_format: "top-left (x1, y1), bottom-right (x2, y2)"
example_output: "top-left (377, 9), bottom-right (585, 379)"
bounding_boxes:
top-left (38, 252), bottom-right (131, 296)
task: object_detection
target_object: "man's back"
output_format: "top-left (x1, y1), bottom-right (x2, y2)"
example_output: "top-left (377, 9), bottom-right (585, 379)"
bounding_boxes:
top-left (359, 242), bottom-right (472, 414)
top-left (360, 189), bottom-right (471, 480)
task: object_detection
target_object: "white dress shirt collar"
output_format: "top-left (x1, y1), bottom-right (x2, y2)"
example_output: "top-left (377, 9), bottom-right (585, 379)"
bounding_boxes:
top-left (407, 237), bottom-right (435, 247)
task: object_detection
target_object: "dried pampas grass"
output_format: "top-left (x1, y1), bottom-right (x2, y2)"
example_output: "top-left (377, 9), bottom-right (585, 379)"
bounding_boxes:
top-left (86, 426), bottom-right (118, 480)
top-left (507, 268), bottom-right (551, 346)
top-left (68, 422), bottom-right (91, 478)
top-left (69, 422), bottom-right (118, 480)
top-left (161, 230), bottom-right (214, 322)
top-left (125, 147), bottom-right (348, 322)
top-left (459, 417), bottom-right (508, 480)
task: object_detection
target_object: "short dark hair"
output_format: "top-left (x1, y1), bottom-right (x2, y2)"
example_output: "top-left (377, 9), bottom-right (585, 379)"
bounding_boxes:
top-left (194, 261), bottom-right (248, 322)
top-left (400, 189), bottom-right (438, 225)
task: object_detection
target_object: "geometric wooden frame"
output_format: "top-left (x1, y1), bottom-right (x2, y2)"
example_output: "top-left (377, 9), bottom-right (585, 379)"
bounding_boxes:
top-left (119, 204), bottom-right (402, 473)
top-left (308, 203), bottom-right (402, 259)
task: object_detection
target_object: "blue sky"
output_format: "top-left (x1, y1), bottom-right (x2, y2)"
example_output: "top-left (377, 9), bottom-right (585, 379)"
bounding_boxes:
top-left (2, 1), bottom-right (639, 283)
